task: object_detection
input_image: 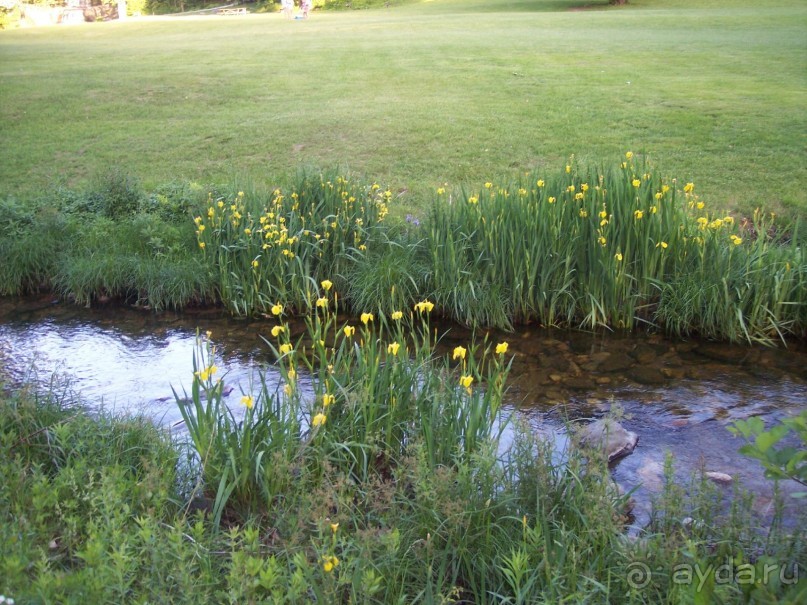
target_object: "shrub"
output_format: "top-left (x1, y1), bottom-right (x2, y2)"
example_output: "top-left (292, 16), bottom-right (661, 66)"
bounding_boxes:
top-left (87, 167), bottom-right (145, 219)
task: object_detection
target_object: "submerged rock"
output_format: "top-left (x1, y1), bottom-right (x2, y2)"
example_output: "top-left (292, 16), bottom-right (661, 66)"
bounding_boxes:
top-left (629, 344), bottom-right (659, 364)
top-left (661, 367), bottom-right (687, 380)
top-left (598, 352), bottom-right (634, 373)
top-left (636, 459), bottom-right (665, 491)
top-left (577, 419), bottom-right (639, 462)
top-left (696, 343), bottom-right (760, 365)
top-left (563, 375), bottom-right (597, 390)
top-left (627, 366), bottom-right (667, 385)
top-left (539, 353), bottom-right (570, 372)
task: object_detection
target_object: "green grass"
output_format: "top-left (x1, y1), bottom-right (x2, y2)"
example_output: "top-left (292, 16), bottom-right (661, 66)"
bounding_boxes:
top-left (1, 0), bottom-right (805, 219)
top-left (2, 324), bottom-right (806, 603)
top-left (424, 161), bottom-right (807, 341)
top-left (1, 162), bottom-right (804, 341)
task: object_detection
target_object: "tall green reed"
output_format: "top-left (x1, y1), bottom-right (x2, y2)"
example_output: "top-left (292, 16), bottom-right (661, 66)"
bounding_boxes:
top-left (425, 154), bottom-right (806, 342)
top-left (193, 170), bottom-right (391, 316)
top-left (175, 289), bottom-right (513, 519)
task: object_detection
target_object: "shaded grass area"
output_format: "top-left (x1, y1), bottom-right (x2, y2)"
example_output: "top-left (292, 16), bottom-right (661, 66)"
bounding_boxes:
top-left (1, 161), bottom-right (804, 344)
top-left (0, 174), bottom-right (217, 311)
top-left (0, 0), bottom-right (805, 218)
top-left (1, 324), bottom-right (805, 603)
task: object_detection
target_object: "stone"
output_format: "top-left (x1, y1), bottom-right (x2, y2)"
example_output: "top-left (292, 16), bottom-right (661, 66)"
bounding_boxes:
top-left (563, 376), bottom-right (597, 390)
top-left (518, 335), bottom-right (543, 357)
top-left (748, 366), bottom-right (785, 381)
top-left (705, 471), bottom-right (733, 485)
top-left (661, 367), bottom-right (686, 380)
top-left (630, 344), bottom-right (658, 364)
top-left (636, 459), bottom-right (665, 491)
top-left (674, 342), bottom-right (698, 354)
top-left (598, 352), bottom-right (634, 373)
top-left (577, 419), bottom-right (639, 462)
top-left (539, 353), bottom-right (570, 372)
top-left (590, 352), bottom-right (612, 364)
top-left (627, 366), bottom-right (667, 385)
top-left (696, 343), bottom-right (759, 365)
top-left (566, 360), bottom-right (583, 376)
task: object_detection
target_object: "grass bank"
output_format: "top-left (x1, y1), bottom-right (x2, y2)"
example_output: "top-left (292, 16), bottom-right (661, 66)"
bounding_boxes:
top-left (1, 161), bottom-right (804, 344)
top-left (1, 0), bottom-right (805, 218)
top-left (1, 313), bottom-right (805, 603)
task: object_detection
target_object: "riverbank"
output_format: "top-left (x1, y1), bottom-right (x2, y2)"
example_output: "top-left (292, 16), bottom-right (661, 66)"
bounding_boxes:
top-left (2, 292), bottom-right (806, 530)
top-left (1, 307), bottom-right (805, 603)
top-left (1, 161), bottom-right (804, 344)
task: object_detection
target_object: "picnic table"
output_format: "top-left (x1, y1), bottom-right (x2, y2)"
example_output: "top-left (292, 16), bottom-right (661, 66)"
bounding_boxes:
top-left (218, 7), bottom-right (247, 15)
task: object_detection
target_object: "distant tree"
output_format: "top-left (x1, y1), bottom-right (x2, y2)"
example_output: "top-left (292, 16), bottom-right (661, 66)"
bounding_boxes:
top-left (0, 0), bottom-right (18, 30)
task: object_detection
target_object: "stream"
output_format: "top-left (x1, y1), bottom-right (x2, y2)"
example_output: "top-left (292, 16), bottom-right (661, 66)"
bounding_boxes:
top-left (1, 295), bottom-right (805, 531)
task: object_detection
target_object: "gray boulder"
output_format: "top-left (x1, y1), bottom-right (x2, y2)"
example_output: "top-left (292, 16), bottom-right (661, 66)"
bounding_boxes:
top-left (577, 419), bottom-right (639, 462)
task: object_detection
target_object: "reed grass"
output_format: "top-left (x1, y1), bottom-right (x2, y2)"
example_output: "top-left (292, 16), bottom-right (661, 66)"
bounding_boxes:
top-left (0, 161), bottom-right (803, 342)
top-left (192, 170), bottom-right (390, 315)
top-left (424, 155), bottom-right (806, 343)
top-left (180, 294), bottom-right (511, 517)
top-left (2, 348), bottom-right (805, 603)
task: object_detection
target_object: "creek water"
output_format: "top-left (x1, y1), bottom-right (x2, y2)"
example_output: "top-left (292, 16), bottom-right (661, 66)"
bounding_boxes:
top-left (1, 295), bottom-right (805, 530)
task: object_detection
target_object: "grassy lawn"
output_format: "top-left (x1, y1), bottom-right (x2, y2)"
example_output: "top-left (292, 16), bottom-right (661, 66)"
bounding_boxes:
top-left (1, 0), bottom-right (805, 218)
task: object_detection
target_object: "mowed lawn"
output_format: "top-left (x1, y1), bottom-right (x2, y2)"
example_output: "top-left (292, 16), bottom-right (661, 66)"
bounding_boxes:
top-left (1, 0), bottom-right (805, 218)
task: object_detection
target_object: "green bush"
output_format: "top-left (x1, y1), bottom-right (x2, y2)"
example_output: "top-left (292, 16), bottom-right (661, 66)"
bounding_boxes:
top-left (142, 181), bottom-right (208, 221)
top-left (730, 412), bottom-right (807, 498)
top-left (89, 167), bottom-right (145, 219)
